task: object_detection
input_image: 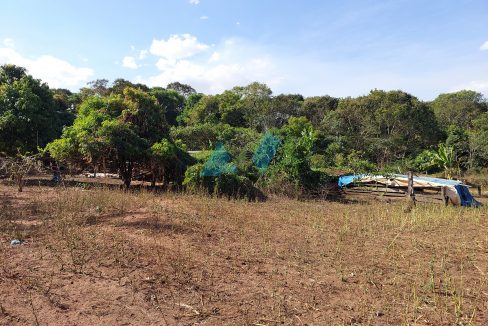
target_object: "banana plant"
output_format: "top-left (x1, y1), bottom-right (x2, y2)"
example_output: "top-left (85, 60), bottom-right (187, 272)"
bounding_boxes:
top-left (431, 143), bottom-right (457, 179)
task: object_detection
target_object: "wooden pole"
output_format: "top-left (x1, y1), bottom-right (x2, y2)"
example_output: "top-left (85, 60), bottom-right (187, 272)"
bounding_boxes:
top-left (407, 171), bottom-right (416, 206)
top-left (441, 186), bottom-right (449, 206)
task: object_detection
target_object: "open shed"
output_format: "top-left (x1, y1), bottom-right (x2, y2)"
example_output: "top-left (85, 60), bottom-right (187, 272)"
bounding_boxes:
top-left (338, 174), bottom-right (481, 207)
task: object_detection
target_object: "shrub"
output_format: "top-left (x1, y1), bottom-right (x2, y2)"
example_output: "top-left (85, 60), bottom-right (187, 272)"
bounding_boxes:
top-left (345, 151), bottom-right (377, 174)
top-left (257, 128), bottom-right (333, 198)
top-left (183, 163), bottom-right (265, 201)
top-left (408, 149), bottom-right (440, 173)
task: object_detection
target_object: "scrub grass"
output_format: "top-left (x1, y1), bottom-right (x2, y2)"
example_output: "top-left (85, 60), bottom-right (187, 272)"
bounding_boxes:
top-left (1, 182), bottom-right (487, 325)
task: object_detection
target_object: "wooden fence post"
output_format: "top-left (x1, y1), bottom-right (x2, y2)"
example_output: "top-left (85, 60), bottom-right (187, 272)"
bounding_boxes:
top-left (441, 186), bottom-right (449, 206)
top-left (407, 171), bottom-right (416, 206)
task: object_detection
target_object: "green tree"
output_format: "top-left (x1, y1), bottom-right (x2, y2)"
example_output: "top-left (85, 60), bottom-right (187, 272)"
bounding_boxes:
top-left (177, 93), bottom-right (204, 125)
top-left (186, 95), bottom-right (220, 125)
top-left (150, 87), bottom-right (185, 126)
top-left (46, 87), bottom-right (173, 188)
top-left (149, 139), bottom-right (177, 186)
top-left (0, 64), bottom-right (64, 155)
top-left (325, 90), bottom-right (441, 166)
top-left (217, 90), bottom-right (246, 127)
top-left (234, 82), bottom-right (272, 131)
top-left (79, 79), bottom-right (110, 100)
top-left (301, 95), bottom-right (339, 127)
top-left (431, 90), bottom-right (487, 130)
top-left (99, 119), bottom-right (148, 188)
top-left (263, 94), bottom-right (303, 129)
top-left (446, 127), bottom-right (470, 170)
top-left (110, 78), bottom-right (149, 95)
top-left (52, 88), bottom-right (76, 127)
top-left (121, 87), bottom-right (169, 143)
top-left (470, 112), bottom-right (488, 167)
top-left (167, 82), bottom-right (196, 98)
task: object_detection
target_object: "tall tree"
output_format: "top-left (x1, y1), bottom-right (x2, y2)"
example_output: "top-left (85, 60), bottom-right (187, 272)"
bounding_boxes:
top-left (46, 87), bottom-right (172, 188)
top-left (431, 90), bottom-right (487, 130)
top-left (325, 90), bottom-right (441, 166)
top-left (0, 64), bottom-right (63, 155)
top-left (234, 82), bottom-right (272, 131)
top-left (167, 82), bottom-right (196, 98)
top-left (110, 78), bottom-right (149, 95)
top-left (301, 95), bottom-right (339, 127)
top-left (470, 112), bottom-right (488, 167)
top-left (79, 79), bottom-right (110, 100)
top-left (150, 87), bottom-right (185, 126)
top-left (264, 94), bottom-right (303, 129)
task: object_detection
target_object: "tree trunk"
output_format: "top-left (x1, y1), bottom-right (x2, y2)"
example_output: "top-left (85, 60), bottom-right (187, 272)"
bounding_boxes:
top-left (124, 176), bottom-right (131, 189)
top-left (120, 161), bottom-right (133, 189)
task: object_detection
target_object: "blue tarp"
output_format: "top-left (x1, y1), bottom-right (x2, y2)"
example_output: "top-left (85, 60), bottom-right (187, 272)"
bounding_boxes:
top-left (338, 175), bottom-right (364, 188)
top-left (454, 184), bottom-right (482, 207)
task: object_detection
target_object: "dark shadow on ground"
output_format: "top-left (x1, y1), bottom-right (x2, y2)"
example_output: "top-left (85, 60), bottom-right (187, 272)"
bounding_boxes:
top-left (115, 217), bottom-right (192, 234)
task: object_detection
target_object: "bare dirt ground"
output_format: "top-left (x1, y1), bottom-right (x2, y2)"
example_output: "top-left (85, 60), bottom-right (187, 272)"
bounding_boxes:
top-left (1, 180), bottom-right (488, 325)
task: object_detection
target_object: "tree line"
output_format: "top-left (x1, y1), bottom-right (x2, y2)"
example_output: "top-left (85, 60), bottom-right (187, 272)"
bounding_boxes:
top-left (1, 64), bottom-right (487, 197)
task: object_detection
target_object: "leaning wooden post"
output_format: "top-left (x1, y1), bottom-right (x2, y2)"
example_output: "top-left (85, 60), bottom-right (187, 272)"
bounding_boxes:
top-left (477, 185), bottom-right (482, 197)
top-left (407, 171), bottom-right (416, 206)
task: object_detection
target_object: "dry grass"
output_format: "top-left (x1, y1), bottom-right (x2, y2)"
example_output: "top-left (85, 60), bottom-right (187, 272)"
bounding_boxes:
top-left (1, 182), bottom-right (488, 325)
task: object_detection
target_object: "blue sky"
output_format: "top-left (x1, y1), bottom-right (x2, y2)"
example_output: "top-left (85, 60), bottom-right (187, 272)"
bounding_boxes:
top-left (1, 0), bottom-right (488, 99)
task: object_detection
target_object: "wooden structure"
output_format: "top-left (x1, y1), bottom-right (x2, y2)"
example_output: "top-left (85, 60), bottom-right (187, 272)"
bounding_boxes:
top-left (339, 174), bottom-right (481, 206)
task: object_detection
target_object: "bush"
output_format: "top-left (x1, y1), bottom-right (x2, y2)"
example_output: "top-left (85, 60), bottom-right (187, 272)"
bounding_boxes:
top-left (257, 129), bottom-right (333, 198)
top-left (408, 149), bottom-right (440, 173)
top-left (345, 151), bottom-right (377, 174)
top-left (183, 163), bottom-right (265, 201)
top-left (170, 124), bottom-right (219, 150)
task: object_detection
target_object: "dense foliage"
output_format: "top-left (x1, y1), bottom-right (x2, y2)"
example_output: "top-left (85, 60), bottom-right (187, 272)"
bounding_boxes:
top-left (2, 63), bottom-right (488, 196)
top-left (0, 65), bottom-right (73, 155)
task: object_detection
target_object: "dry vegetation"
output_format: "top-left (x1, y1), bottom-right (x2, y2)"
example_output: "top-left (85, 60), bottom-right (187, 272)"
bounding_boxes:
top-left (1, 180), bottom-right (488, 325)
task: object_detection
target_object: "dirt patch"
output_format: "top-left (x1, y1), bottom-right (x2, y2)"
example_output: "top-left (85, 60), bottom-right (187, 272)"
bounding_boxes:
top-left (1, 182), bottom-right (488, 325)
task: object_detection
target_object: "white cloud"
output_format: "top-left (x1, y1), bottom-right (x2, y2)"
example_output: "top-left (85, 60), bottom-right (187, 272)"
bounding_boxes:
top-left (149, 34), bottom-right (209, 61)
top-left (122, 56), bottom-right (139, 69)
top-left (209, 51), bottom-right (220, 62)
top-left (155, 57), bottom-right (177, 70)
top-left (3, 38), bottom-right (14, 48)
top-left (481, 41), bottom-right (488, 51)
top-left (138, 50), bottom-right (148, 59)
top-left (140, 37), bottom-right (283, 93)
top-left (454, 80), bottom-right (488, 94)
top-left (189, 0), bottom-right (200, 4)
top-left (0, 47), bottom-right (94, 88)
top-left (136, 34), bottom-right (488, 100)
top-left (200, 15), bottom-right (209, 20)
